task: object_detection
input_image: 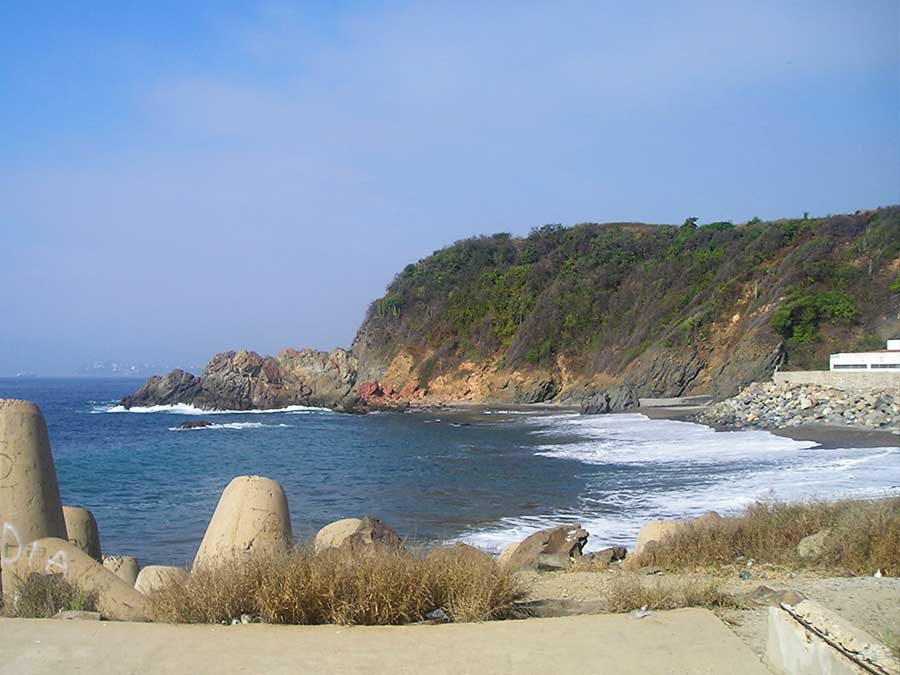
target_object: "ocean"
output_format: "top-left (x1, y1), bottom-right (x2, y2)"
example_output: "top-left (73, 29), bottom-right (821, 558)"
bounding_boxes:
top-left (1, 377), bottom-right (898, 567)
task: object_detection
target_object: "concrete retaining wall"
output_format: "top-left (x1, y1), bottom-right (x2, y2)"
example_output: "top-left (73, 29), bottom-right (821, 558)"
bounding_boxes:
top-left (766, 601), bottom-right (898, 675)
top-left (774, 370), bottom-right (900, 390)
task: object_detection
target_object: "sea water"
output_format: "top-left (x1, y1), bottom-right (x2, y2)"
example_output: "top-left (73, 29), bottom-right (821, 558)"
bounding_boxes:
top-left (1, 377), bottom-right (897, 566)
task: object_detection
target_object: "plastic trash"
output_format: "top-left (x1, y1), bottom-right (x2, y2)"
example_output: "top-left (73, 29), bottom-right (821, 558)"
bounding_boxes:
top-left (630, 605), bottom-right (653, 620)
top-left (426, 608), bottom-right (450, 623)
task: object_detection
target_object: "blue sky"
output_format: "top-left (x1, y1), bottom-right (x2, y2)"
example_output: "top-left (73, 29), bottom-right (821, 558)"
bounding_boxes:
top-left (1, 1), bottom-right (898, 375)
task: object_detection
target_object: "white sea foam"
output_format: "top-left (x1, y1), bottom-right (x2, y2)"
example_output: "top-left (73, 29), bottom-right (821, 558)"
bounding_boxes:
top-left (96, 403), bottom-right (332, 415)
top-left (457, 413), bottom-right (900, 553)
top-left (168, 422), bottom-right (293, 431)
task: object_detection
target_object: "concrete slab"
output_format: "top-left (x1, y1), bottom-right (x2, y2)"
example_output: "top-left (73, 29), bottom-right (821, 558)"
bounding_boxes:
top-left (0, 610), bottom-right (770, 675)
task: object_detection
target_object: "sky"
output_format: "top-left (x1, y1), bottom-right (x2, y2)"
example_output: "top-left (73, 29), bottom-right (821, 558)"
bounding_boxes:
top-left (1, 1), bottom-right (898, 375)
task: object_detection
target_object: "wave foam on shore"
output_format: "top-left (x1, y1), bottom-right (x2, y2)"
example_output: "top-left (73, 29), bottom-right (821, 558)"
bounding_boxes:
top-left (168, 422), bottom-right (293, 431)
top-left (459, 413), bottom-right (900, 553)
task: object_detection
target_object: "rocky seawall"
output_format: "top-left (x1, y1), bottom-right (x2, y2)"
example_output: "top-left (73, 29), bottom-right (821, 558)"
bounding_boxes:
top-left (697, 381), bottom-right (900, 433)
top-left (121, 348), bottom-right (360, 412)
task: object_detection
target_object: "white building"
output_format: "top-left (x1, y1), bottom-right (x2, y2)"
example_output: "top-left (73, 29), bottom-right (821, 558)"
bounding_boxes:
top-left (829, 339), bottom-right (900, 371)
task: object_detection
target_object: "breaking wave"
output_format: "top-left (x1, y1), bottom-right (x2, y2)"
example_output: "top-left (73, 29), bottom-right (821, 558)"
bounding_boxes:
top-left (458, 413), bottom-right (900, 553)
top-left (168, 422), bottom-right (293, 431)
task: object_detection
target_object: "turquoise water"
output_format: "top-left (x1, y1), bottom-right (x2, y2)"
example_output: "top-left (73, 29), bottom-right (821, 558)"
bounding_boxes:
top-left (1, 378), bottom-right (897, 567)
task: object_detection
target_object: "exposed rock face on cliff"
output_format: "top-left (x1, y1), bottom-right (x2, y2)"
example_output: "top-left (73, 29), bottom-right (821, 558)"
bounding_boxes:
top-left (121, 348), bottom-right (359, 412)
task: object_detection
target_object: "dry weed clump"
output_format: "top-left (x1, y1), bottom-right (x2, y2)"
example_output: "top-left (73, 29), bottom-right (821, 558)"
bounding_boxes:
top-left (633, 497), bottom-right (900, 575)
top-left (151, 544), bottom-right (524, 626)
top-left (603, 574), bottom-right (740, 613)
top-left (3, 573), bottom-right (98, 618)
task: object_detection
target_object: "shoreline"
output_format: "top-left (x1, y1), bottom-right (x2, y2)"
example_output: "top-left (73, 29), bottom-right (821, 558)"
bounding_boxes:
top-left (638, 404), bottom-right (899, 449)
top-left (436, 400), bottom-right (900, 450)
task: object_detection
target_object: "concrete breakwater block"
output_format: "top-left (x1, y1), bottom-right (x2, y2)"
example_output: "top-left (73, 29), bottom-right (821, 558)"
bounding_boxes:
top-left (0, 399), bottom-right (68, 595)
top-left (6, 537), bottom-right (151, 622)
top-left (63, 506), bottom-right (102, 561)
top-left (193, 476), bottom-right (292, 569)
top-left (134, 565), bottom-right (189, 595)
top-left (102, 555), bottom-right (141, 587)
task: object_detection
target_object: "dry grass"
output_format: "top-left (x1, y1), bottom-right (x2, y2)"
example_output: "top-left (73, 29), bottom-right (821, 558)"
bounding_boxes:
top-left (2, 573), bottom-right (98, 618)
top-left (633, 497), bottom-right (900, 575)
top-left (603, 574), bottom-right (740, 613)
top-left (151, 544), bottom-right (524, 625)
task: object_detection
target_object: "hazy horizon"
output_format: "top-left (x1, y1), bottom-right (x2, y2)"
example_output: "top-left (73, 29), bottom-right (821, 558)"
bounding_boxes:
top-left (2, 2), bottom-right (898, 376)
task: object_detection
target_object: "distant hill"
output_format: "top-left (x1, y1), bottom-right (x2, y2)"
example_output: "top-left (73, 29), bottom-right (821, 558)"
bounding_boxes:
top-left (352, 207), bottom-right (900, 402)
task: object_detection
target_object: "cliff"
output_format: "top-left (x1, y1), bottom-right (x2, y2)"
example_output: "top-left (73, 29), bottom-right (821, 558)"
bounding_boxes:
top-left (123, 207), bottom-right (900, 411)
top-left (352, 207), bottom-right (900, 405)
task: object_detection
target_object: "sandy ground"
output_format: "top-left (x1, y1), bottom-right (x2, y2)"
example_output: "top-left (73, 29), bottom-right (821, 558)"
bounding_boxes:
top-left (0, 610), bottom-right (770, 675)
top-left (523, 567), bottom-right (900, 661)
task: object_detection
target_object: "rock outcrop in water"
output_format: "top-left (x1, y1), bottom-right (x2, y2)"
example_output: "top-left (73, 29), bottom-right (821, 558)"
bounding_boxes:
top-left (121, 348), bottom-right (360, 412)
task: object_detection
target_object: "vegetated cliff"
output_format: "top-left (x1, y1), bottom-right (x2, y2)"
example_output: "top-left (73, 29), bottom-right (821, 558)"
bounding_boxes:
top-left (352, 207), bottom-right (900, 405)
top-left (123, 207), bottom-right (900, 411)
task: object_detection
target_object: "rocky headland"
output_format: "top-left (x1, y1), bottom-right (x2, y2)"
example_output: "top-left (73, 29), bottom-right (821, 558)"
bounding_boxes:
top-left (122, 207), bottom-right (900, 413)
top-left (121, 348), bottom-right (360, 412)
top-left (698, 381), bottom-right (900, 433)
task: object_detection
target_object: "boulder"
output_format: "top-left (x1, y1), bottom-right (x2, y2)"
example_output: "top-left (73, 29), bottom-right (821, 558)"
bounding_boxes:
top-left (797, 529), bottom-right (831, 559)
top-left (505, 525), bottom-right (589, 571)
top-left (175, 420), bottom-right (213, 430)
top-left (315, 516), bottom-right (402, 554)
top-left (497, 542), bottom-right (521, 567)
top-left (5, 537), bottom-right (151, 621)
top-left (193, 476), bottom-right (293, 569)
top-left (581, 385), bottom-right (640, 415)
top-left (63, 506), bottom-right (102, 561)
top-left (315, 518), bottom-right (363, 553)
top-left (634, 519), bottom-right (687, 557)
top-left (102, 555), bottom-right (140, 587)
top-left (134, 565), bottom-right (189, 595)
top-left (589, 546), bottom-right (628, 565)
top-left (0, 400), bottom-right (68, 595)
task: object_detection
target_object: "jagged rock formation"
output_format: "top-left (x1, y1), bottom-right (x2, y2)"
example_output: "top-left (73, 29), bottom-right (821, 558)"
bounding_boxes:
top-left (124, 207), bottom-right (900, 411)
top-left (121, 348), bottom-right (360, 412)
top-left (580, 384), bottom-right (640, 415)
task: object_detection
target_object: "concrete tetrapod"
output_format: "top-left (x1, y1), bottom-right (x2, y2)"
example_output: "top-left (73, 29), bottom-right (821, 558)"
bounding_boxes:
top-left (193, 476), bottom-right (293, 570)
top-left (0, 399), bottom-right (68, 596)
top-left (102, 555), bottom-right (141, 587)
top-left (5, 537), bottom-right (151, 621)
top-left (63, 506), bottom-right (102, 561)
top-left (134, 565), bottom-right (189, 595)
